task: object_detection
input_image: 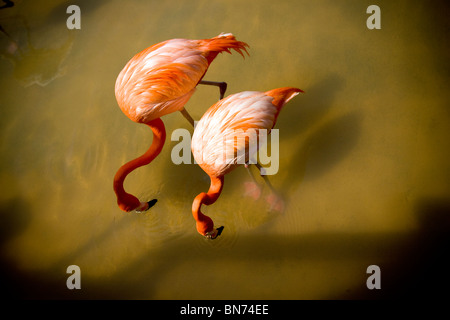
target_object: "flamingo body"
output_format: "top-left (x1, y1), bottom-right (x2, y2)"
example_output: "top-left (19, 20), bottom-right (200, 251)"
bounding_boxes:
top-left (113, 33), bottom-right (248, 212)
top-left (115, 34), bottom-right (248, 124)
top-left (192, 88), bottom-right (302, 177)
top-left (191, 87), bottom-right (303, 237)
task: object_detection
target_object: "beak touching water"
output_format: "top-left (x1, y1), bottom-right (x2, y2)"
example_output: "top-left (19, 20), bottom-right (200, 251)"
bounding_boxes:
top-left (135, 199), bottom-right (158, 213)
top-left (205, 226), bottom-right (225, 240)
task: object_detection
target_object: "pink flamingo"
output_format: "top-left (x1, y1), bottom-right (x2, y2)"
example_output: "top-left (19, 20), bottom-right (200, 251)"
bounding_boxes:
top-left (113, 33), bottom-right (249, 213)
top-left (191, 87), bottom-right (303, 238)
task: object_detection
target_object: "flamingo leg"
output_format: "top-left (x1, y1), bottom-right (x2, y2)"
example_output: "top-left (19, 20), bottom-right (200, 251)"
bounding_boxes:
top-left (179, 81), bottom-right (227, 128)
top-left (179, 107), bottom-right (195, 127)
top-left (180, 80), bottom-right (227, 127)
top-left (199, 80), bottom-right (228, 99)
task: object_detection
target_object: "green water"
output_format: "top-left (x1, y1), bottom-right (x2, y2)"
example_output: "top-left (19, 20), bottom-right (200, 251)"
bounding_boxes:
top-left (0, 0), bottom-right (449, 299)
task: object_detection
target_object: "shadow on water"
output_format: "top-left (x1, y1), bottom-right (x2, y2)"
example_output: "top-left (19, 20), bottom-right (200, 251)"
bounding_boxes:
top-left (278, 74), bottom-right (345, 138)
top-left (0, 197), bottom-right (32, 299)
top-left (74, 196), bottom-right (450, 299)
top-left (0, 201), bottom-right (136, 299)
top-left (88, 197), bottom-right (450, 299)
top-left (335, 197), bottom-right (450, 300)
top-left (0, 198), bottom-right (30, 246)
top-left (0, 1), bottom-right (14, 10)
top-left (3, 197), bottom-right (448, 299)
top-left (276, 75), bottom-right (362, 193)
top-left (285, 111), bottom-right (361, 185)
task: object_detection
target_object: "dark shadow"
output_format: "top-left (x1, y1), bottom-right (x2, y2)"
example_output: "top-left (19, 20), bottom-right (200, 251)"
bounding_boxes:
top-left (3, 197), bottom-right (449, 300)
top-left (334, 197), bottom-right (450, 300)
top-left (0, 197), bottom-right (30, 244)
top-left (0, 197), bottom-right (33, 299)
top-left (0, 0), bottom-right (14, 10)
top-left (0, 197), bottom-right (84, 299)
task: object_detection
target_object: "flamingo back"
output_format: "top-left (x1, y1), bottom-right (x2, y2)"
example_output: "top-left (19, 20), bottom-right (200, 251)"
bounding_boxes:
top-left (115, 33), bottom-right (248, 124)
top-left (115, 39), bottom-right (209, 123)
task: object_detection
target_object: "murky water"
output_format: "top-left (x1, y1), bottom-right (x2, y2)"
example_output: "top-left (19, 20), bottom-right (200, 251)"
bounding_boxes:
top-left (1, 0), bottom-right (449, 299)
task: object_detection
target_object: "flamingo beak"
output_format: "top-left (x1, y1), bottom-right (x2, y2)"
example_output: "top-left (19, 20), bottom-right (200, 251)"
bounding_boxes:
top-left (205, 226), bottom-right (225, 240)
top-left (147, 199), bottom-right (158, 209)
top-left (135, 199), bottom-right (158, 213)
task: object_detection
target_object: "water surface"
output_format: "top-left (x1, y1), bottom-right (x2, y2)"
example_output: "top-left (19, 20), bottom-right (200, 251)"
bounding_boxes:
top-left (0, 0), bottom-right (449, 299)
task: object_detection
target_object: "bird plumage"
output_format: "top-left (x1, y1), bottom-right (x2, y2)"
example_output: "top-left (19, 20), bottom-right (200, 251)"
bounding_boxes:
top-left (192, 88), bottom-right (303, 177)
top-left (115, 33), bottom-right (248, 124)
top-left (191, 87), bottom-right (303, 237)
top-left (113, 33), bottom-right (248, 213)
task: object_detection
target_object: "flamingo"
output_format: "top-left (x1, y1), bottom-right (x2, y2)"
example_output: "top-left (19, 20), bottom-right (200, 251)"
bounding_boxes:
top-left (191, 87), bottom-right (304, 239)
top-left (113, 33), bottom-right (249, 213)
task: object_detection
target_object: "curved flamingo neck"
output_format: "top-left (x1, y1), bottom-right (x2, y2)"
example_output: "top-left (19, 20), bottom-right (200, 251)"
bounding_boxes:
top-left (113, 118), bottom-right (166, 212)
top-left (192, 175), bottom-right (224, 235)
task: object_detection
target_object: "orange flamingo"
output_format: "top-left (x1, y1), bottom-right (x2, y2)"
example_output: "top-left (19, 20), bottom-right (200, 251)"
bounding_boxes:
top-left (113, 33), bottom-right (249, 213)
top-left (191, 87), bottom-right (303, 239)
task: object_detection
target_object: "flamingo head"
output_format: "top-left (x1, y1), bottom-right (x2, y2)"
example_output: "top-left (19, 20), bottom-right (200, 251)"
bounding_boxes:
top-left (118, 194), bottom-right (157, 213)
top-left (135, 199), bottom-right (158, 213)
top-left (204, 226), bottom-right (225, 240)
top-left (192, 177), bottom-right (225, 239)
top-left (195, 214), bottom-right (224, 240)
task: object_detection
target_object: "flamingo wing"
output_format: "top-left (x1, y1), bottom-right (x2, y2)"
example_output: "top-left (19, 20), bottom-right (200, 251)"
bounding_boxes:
top-left (192, 91), bottom-right (278, 177)
top-left (115, 39), bottom-right (209, 123)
